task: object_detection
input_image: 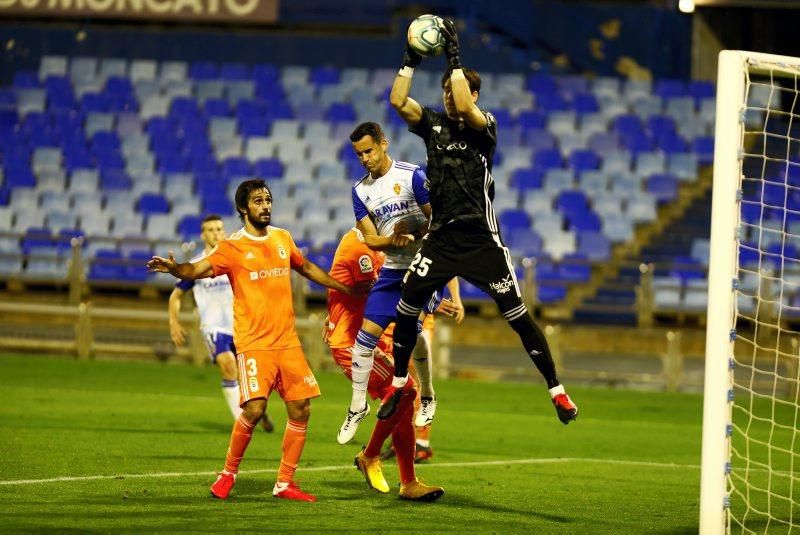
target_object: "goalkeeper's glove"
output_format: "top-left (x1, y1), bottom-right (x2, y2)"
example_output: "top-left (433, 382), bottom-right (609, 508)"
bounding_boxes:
top-left (403, 42), bottom-right (423, 69)
top-left (440, 18), bottom-right (461, 70)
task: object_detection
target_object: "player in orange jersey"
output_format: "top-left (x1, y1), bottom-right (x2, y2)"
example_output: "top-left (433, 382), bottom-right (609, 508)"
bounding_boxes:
top-left (148, 179), bottom-right (369, 503)
top-left (325, 227), bottom-right (462, 501)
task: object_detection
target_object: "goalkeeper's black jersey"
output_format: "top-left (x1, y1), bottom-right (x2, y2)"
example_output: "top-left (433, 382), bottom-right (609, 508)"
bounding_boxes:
top-left (409, 106), bottom-right (498, 234)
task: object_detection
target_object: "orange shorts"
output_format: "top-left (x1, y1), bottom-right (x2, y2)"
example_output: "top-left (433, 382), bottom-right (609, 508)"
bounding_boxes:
top-left (236, 347), bottom-right (321, 404)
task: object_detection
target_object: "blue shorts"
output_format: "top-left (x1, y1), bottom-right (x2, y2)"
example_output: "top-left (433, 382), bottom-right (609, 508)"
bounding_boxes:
top-left (203, 331), bottom-right (235, 363)
top-left (364, 268), bottom-right (441, 329)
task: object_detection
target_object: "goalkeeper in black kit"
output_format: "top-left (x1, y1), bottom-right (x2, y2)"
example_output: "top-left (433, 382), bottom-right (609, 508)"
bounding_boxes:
top-left (381, 18), bottom-right (578, 424)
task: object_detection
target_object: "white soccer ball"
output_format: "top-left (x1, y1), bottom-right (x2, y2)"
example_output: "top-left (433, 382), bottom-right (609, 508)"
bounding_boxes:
top-left (407, 14), bottom-right (446, 57)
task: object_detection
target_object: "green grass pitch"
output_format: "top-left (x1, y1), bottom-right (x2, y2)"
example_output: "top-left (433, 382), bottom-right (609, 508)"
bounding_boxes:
top-left (0, 353), bottom-right (703, 532)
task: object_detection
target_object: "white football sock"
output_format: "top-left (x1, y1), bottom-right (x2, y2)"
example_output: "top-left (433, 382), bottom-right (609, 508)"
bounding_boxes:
top-left (412, 332), bottom-right (435, 398)
top-left (222, 380), bottom-right (242, 419)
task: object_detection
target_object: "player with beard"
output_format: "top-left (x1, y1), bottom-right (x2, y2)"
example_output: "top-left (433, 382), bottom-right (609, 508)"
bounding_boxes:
top-left (148, 179), bottom-right (370, 502)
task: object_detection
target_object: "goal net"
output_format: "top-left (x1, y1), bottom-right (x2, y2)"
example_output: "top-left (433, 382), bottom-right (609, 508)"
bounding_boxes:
top-left (701, 50), bottom-right (800, 534)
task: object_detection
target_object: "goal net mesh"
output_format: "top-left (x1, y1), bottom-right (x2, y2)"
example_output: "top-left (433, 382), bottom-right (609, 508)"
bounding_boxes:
top-left (731, 57), bottom-right (800, 532)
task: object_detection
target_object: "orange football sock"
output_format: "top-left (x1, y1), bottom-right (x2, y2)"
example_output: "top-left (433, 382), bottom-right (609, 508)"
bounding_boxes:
top-left (416, 423), bottom-right (431, 441)
top-left (391, 390), bottom-right (418, 484)
top-left (223, 414), bottom-right (256, 474)
top-left (277, 419), bottom-right (308, 482)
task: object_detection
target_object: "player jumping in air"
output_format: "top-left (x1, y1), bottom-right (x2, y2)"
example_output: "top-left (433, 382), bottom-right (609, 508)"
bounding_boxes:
top-left (337, 121), bottom-right (446, 444)
top-left (383, 18), bottom-right (578, 424)
top-left (324, 227), bottom-right (448, 501)
top-left (167, 214), bottom-right (273, 432)
top-left (148, 180), bottom-right (368, 502)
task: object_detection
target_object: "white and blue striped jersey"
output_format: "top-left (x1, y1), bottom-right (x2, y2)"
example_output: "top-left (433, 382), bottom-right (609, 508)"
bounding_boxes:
top-left (352, 160), bottom-right (430, 270)
top-left (176, 250), bottom-right (234, 336)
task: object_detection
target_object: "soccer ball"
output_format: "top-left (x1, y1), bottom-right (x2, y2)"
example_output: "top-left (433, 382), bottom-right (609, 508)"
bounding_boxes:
top-left (407, 14), bottom-right (446, 57)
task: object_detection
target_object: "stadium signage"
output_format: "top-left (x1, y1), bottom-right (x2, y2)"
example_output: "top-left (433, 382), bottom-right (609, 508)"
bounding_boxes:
top-left (0, 0), bottom-right (278, 23)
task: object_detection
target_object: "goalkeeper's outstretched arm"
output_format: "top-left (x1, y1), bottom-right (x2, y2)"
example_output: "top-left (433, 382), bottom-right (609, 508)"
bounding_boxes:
top-left (390, 42), bottom-right (424, 126)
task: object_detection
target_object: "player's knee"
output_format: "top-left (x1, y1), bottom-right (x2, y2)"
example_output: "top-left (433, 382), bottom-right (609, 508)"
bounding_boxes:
top-left (241, 399), bottom-right (266, 423)
top-left (286, 398), bottom-right (311, 422)
top-left (216, 352), bottom-right (237, 380)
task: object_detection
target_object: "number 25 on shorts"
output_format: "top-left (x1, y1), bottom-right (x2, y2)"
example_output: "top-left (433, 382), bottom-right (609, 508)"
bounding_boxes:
top-left (406, 253), bottom-right (433, 282)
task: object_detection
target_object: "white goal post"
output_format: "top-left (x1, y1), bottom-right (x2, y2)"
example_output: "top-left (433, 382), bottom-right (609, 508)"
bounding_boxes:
top-left (701, 50), bottom-right (800, 534)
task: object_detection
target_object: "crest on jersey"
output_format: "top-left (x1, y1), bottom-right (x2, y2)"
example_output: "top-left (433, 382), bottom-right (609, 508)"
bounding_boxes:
top-left (394, 183), bottom-right (401, 195)
top-left (433, 125), bottom-right (442, 133)
top-left (277, 244), bottom-right (287, 259)
top-left (358, 255), bottom-right (373, 273)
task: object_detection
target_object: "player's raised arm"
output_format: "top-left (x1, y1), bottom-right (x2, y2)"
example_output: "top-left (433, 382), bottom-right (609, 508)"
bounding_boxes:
top-left (440, 19), bottom-right (487, 131)
top-left (389, 43), bottom-right (424, 126)
top-left (147, 252), bottom-right (214, 281)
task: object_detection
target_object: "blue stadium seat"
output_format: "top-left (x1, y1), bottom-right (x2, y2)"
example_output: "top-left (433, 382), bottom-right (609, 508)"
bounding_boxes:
top-left (516, 110), bottom-right (547, 130)
top-left (89, 249), bottom-right (124, 280)
top-left (177, 215), bottom-right (204, 239)
top-left (569, 149), bottom-right (601, 173)
top-left (556, 190), bottom-right (589, 215)
top-left (204, 98), bottom-right (230, 117)
top-left (13, 71), bottom-right (39, 88)
top-left (221, 157), bottom-right (251, 178)
top-left (510, 168), bottom-right (543, 191)
top-left (537, 92), bottom-right (569, 112)
top-left (533, 148), bottom-right (562, 170)
top-left (646, 173), bottom-right (679, 203)
top-left (220, 62), bottom-right (249, 80)
top-left (526, 73), bottom-right (558, 94)
top-left (506, 228), bottom-right (542, 257)
top-left (100, 170), bottom-right (132, 190)
top-left (202, 196), bottom-right (234, 216)
top-left (21, 227), bottom-right (54, 254)
top-left (655, 79), bottom-right (685, 99)
top-left (137, 193), bottom-right (170, 215)
top-left (572, 93), bottom-right (599, 114)
top-left (310, 67), bottom-right (340, 86)
top-left (326, 103), bottom-right (356, 123)
top-left (577, 231), bottom-right (611, 261)
top-left (692, 136), bottom-right (714, 165)
top-left (123, 250), bottom-right (152, 282)
top-left (567, 211), bottom-right (602, 232)
top-left (253, 158), bottom-right (283, 179)
top-left (499, 209), bottom-right (531, 232)
top-left (189, 61), bottom-right (218, 80)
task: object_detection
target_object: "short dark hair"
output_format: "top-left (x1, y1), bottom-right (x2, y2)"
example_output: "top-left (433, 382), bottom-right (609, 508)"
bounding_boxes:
top-left (349, 122), bottom-right (385, 144)
top-left (234, 179), bottom-right (271, 222)
top-left (201, 214), bottom-right (222, 226)
top-left (441, 67), bottom-right (482, 94)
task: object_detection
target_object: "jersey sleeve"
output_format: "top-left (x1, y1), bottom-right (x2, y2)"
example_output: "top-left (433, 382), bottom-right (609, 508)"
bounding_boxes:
top-left (175, 279), bottom-right (195, 291)
top-left (352, 186), bottom-right (369, 222)
top-left (287, 233), bottom-right (305, 269)
top-left (481, 110), bottom-right (498, 146)
top-left (411, 167), bottom-right (430, 206)
top-left (345, 242), bottom-right (379, 283)
top-left (206, 242), bottom-right (233, 277)
top-left (409, 106), bottom-right (435, 139)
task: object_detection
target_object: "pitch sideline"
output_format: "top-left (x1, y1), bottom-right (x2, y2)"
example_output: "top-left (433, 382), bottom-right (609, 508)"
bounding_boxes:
top-left (0, 457), bottom-right (700, 486)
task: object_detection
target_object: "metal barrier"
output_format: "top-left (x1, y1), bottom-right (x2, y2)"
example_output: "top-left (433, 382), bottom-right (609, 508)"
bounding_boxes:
top-left (0, 300), bottom-right (324, 366)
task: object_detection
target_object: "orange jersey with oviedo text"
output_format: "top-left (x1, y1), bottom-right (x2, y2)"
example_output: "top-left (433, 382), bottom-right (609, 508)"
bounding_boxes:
top-left (326, 228), bottom-right (384, 349)
top-left (207, 226), bottom-right (304, 352)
